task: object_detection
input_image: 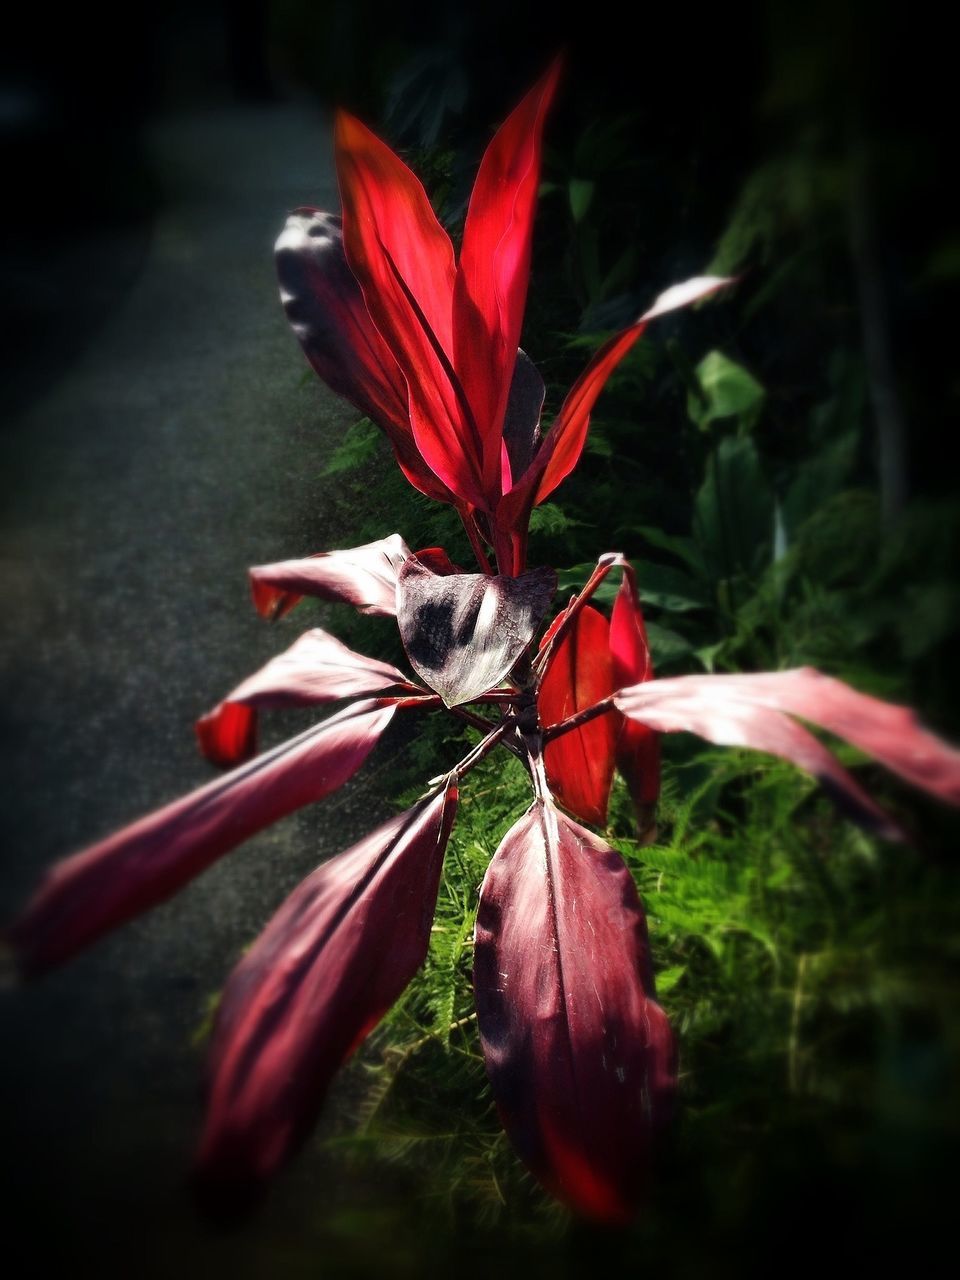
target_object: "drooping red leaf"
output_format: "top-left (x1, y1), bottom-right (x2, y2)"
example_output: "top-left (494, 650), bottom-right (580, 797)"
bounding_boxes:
top-left (474, 799), bottom-right (674, 1223)
top-left (197, 629), bottom-right (415, 767)
top-left (453, 59), bottom-right (560, 501)
top-left (617, 668), bottom-right (960, 814)
top-left (249, 534), bottom-right (411, 621)
top-left (335, 112), bottom-right (486, 507)
top-left (397, 560), bottom-right (556, 706)
top-left (6, 701), bottom-right (397, 977)
top-left (614, 671), bottom-right (955, 837)
top-left (496, 276), bottom-right (733, 538)
top-left (195, 779), bottom-right (458, 1209)
top-left (610, 572), bottom-right (660, 824)
top-left (539, 604), bottom-right (618, 826)
top-left (275, 210), bottom-right (453, 503)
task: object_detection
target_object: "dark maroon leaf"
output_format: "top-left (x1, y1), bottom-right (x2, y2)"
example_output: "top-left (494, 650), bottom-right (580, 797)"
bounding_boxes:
top-left (197, 629), bottom-right (415, 767)
top-left (396, 560), bottom-right (556, 706)
top-left (249, 534), bottom-right (410, 621)
top-left (195, 779), bottom-right (458, 1208)
top-left (474, 798), bottom-right (673, 1222)
top-left (7, 701), bottom-right (397, 977)
top-left (501, 349), bottom-right (545, 487)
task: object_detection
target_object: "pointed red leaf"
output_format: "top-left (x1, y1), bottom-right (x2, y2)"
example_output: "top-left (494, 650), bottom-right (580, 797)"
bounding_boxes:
top-left (249, 534), bottom-right (411, 621)
top-left (496, 276), bottom-right (733, 536)
top-left (474, 800), bottom-right (673, 1223)
top-left (610, 572), bottom-right (660, 820)
top-left (335, 111), bottom-right (486, 507)
top-left (195, 780), bottom-right (458, 1206)
top-left (397, 560), bottom-right (556, 706)
top-left (617, 668), bottom-right (960, 816)
top-left (197, 629), bottom-right (414, 767)
top-left (276, 210), bottom-right (453, 503)
top-left (6, 701), bottom-right (397, 977)
top-left (453, 59), bottom-right (560, 500)
top-left (539, 604), bottom-right (618, 826)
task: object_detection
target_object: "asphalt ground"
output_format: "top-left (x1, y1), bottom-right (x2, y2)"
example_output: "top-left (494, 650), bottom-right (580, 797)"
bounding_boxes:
top-left (0, 100), bottom-right (418, 1276)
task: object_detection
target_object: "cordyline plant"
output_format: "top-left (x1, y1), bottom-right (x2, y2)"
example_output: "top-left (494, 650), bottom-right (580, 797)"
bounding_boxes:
top-left (7, 63), bottom-right (960, 1225)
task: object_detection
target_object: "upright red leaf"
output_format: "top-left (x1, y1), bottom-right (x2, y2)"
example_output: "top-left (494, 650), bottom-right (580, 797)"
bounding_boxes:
top-left (453, 59), bottom-right (561, 501)
top-left (539, 604), bottom-right (618, 826)
top-left (615, 668), bottom-right (960, 819)
top-left (195, 780), bottom-right (458, 1206)
top-left (336, 112), bottom-right (485, 507)
top-left (275, 210), bottom-right (453, 503)
top-left (6, 701), bottom-right (397, 977)
top-left (197, 629), bottom-right (415, 767)
top-left (249, 534), bottom-right (411, 621)
top-left (610, 572), bottom-right (661, 828)
top-left (474, 799), bottom-right (673, 1223)
top-left (397, 560), bottom-right (556, 706)
top-left (496, 276), bottom-right (733, 539)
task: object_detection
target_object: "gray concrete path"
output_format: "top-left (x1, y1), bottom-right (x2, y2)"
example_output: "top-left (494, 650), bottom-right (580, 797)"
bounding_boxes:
top-left (0, 103), bottom-right (406, 1276)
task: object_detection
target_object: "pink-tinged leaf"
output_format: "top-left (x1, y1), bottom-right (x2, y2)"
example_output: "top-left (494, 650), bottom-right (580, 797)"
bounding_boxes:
top-left (618, 668), bottom-right (960, 812)
top-left (397, 560), bottom-right (556, 706)
top-left (539, 605), bottom-right (618, 826)
top-left (195, 779), bottom-right (458, 1209)
top-left (474, 800), bottom-right (674, 1223)
top-left (197, 630), bottom-right (414, 767)
top-left (6, 701), bottom-right (397, 978)
top-left (614, 671), bottom-right (951, 838)
top-left (249, 534), bottom-right (411, 621)
top-left (275, 210), bottom-right (454, 504)
top-left (496, 276), bottom-right (733, 536)
top-left (453, 60), bottom-right (560, 501)
top-left (336, 112), bottom-right (487, 508)
top-left (610, 573), bottom-right (661, 823)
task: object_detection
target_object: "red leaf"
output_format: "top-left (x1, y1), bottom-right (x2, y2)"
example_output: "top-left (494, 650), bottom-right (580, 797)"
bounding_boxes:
top-left (335, 112), bottom-right (486, 507)
top-left (539, 605), bottom-right (617, 826)
top-left (474, 800), bottom-right (673, 1223)
top-left (397, 560), bottom-right (556, 706)
top-left (453, 59), bottom-right (560, 501)
top-left (197, 629), bottom-right (414, 767)
top-left (276, 210), bottom-right (453, 503)
top-left (610, 572), bottom-right (660, 820)
top-left (617, 667), bottom-right (960, 814)
top-left (249, 534), bottom-right (411, 621)
top-left (496, 276), bottom-right (733, 536)
top-left (6, 701), bottom-right (396, 977)
top-left (195, 779), bottom-right (458, 1207)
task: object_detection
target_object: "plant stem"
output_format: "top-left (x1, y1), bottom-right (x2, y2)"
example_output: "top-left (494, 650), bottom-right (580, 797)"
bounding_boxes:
top-left (459, 507), bottom-right (494, 575)
top-left (542, 696), bottom-right (616, 742)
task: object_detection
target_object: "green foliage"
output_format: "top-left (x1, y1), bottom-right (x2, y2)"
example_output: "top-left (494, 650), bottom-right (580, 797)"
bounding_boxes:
top-left (322, 418), bottom-right (383, 477)
top-left (688, 351), bottom-right (766, 433)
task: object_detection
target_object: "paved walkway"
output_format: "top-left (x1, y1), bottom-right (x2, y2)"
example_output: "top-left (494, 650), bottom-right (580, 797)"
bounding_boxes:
top-left (0, 102), bottom-right (404, 1275)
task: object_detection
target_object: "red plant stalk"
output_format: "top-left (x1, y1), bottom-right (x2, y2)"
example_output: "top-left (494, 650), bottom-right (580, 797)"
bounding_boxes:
top-left (6, 63), bottom-right (960, 1224)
